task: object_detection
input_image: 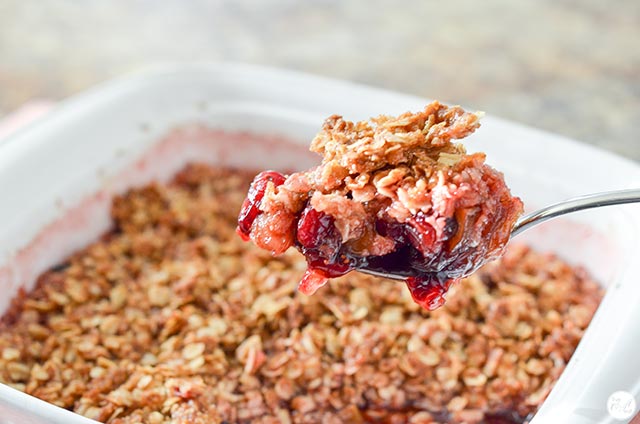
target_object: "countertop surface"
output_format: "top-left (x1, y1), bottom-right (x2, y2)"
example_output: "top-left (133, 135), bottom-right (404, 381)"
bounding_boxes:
top-left (0, 0), bottom-right (638, 161)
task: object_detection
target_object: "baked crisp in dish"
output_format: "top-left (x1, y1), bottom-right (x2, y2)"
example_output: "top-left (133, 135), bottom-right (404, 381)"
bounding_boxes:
top-left (0, 164), bottom-right (601, 424)
top-left (237, 103), bottom-right (524, 309)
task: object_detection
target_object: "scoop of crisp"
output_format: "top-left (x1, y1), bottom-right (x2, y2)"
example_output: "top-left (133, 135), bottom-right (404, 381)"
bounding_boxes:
top-left (237, 102), bottom-right (523, 310)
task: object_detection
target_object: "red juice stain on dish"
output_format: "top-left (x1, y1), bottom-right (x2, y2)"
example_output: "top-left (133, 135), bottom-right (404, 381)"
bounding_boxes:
top-left (362, 407), bottom-right (529, 424)
top-left (483, 410), bottom-right (532, 424)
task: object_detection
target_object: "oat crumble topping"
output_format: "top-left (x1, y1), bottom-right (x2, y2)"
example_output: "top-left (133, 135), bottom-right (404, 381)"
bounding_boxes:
top-left (0, 164), bottom-right (601, 423)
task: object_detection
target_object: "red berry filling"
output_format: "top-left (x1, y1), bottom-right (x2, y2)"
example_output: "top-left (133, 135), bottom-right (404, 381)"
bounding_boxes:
top-left (405, 276), bottom-right (452, 310)
top-left (293, 209), bottom-right (463, 310)
top-left (235, 104), bottom-right (523, 311)
top-left (406, 213), bottom-right (438, 254)
top-left (237, 179), bottom-right (498, 310)
top-left (296, 206), bottom-right (353, 295)
top-left (236, 170), bottom-right (286, 241)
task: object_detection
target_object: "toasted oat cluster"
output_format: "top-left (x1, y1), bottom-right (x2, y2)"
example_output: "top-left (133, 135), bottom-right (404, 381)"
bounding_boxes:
top-left (237, 102), bottom-right (524, 310)
top-left (0, 164), bottom-right (601, 424)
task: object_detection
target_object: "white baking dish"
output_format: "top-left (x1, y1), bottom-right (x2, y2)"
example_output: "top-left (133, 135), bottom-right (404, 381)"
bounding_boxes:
top-left (0, 64), bottom-right (639, 424)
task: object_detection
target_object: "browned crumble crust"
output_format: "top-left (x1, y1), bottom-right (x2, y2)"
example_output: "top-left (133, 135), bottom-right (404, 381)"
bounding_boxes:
top-left (0, 164), bottom-right (601, 423)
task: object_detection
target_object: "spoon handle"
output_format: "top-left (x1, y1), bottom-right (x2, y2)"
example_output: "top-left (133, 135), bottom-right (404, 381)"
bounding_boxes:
top-left (511, 188), bottom-right (640, 237)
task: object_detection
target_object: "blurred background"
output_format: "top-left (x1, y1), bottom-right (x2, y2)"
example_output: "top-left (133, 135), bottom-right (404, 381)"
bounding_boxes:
top-left (0, 0), bottom-right (638, 161)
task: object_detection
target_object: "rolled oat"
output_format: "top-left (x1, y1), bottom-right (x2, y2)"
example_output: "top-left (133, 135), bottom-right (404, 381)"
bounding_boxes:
top-left (0, 164), bottom-right (602, 423)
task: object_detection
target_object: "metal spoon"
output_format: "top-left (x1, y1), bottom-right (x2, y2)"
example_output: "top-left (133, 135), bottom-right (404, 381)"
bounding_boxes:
top-left (511, 188), bottom-right (640, 236)
top-left (359, 188), bottom-right (640, 280)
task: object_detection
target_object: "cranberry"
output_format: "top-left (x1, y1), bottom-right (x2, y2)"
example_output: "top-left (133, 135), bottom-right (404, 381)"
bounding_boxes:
top-left (376, 214), bottom-right (437, 257)
top-left (298, 268), bottom-right (329, 295)
top-left (295, 206), bottom-right (352, 281)
top-left (406, 213), bottom-right (437, 254)
top-left (236, 171), bottom-right (286, 240)
top-left (375, 218), bottom-right (408, 244)
top-left (297, 207), bottom-right (338, 250)
top-left (307, 259), bottom-right (352, 278)
top-left (405, 276), bottom-right (453, 311)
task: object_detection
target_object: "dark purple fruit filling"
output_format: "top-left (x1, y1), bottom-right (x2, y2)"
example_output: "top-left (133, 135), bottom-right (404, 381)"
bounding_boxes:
top-left (296, 206), bottom-right (343, 262)
top-left (292, 209), bottom-right (467, 310)
top-left (237, 175), bottom-right (499, 311)
top-left (295, 207), bottom-right (356, 295)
